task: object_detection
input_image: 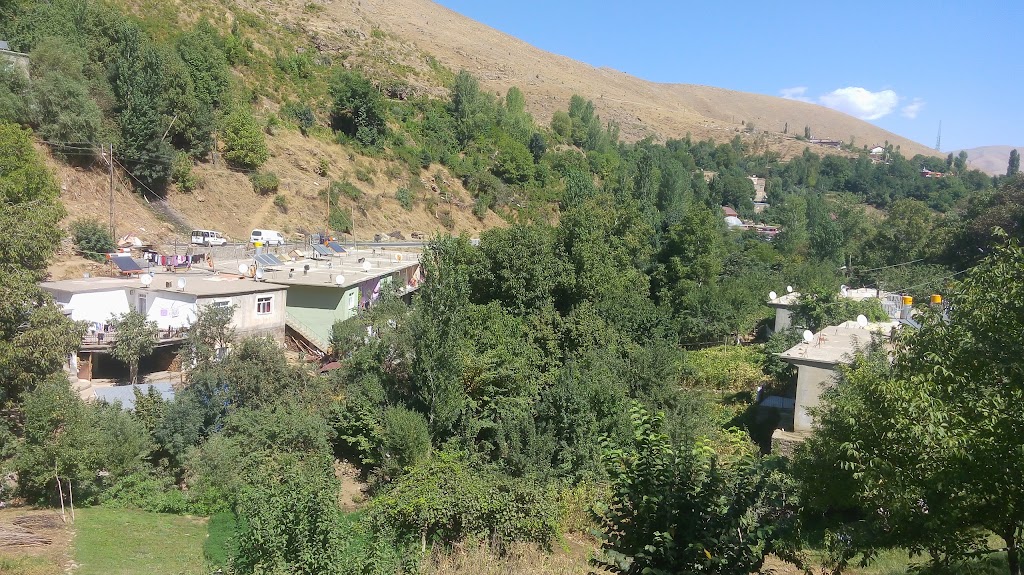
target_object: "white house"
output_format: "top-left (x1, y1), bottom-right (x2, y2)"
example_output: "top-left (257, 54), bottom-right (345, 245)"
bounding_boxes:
top-left (41, 272), bottom-right (288, 380)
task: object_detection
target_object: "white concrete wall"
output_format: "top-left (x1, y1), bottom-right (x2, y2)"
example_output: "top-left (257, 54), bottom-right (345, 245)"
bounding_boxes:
top-left (794, 364), bottom-right (838, 431)
top-left (67, 291), bottom-right (130, 327)
top-left (198, 288), bottom-right (287, 340)
top-left (775, 308), bottom-right (792, 331)
top-left (145, 291), bottom-right (197, 330)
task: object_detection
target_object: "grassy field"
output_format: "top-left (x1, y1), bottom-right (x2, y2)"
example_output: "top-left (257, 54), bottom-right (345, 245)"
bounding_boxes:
top-left (73, 507), bottom-right (207, 575)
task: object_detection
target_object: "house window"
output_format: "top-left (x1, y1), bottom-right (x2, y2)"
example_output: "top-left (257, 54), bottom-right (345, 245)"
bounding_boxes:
top-left (256, 296), bottom-right (272, 315)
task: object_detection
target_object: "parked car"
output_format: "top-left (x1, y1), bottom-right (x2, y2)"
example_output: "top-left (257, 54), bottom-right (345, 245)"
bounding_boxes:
top-left (190, 229), bottom-right (228, 246)
top-left (250, 229), bottom-right (285, 246)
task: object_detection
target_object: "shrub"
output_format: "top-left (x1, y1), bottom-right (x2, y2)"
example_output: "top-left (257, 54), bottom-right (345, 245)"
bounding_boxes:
top-left (273, 194), bottom-right (287, 211)
top-left (70, 218), bottom-right (116, 262)
top-left (315, 157), bottom-right (329, 177)
top-left (249, 171), bottom-right (280, 195)
top-left (221, 108), bottom-right (269, 169)
top-left (472, 195), bottom-right (490, 219)
top-left (329, 179), bottom-right (363, 201)
top-left (354, 164), bottom-right (375, 184)
top-left (395, 187), bottom-right (413, 211)
top-left (171, 152), bottom-right (198, 193)
top-left (438, 210), bottom-right (455, 230)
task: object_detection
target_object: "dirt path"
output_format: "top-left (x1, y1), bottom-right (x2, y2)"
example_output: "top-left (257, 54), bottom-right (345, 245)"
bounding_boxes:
top-left (0, 508), bottom-right (75, 574)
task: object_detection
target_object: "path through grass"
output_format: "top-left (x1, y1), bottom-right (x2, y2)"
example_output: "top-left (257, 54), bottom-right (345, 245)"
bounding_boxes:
top-left (73, 507), bottom-right (207, 575)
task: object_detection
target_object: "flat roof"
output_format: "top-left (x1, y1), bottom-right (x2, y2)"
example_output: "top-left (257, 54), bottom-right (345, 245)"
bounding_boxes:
top-left (778, 321), bottom-right (899, 367)
top-left (42, 271), bottom-right (287, 298)
top-left (212, 247), bottom-right (422, 289)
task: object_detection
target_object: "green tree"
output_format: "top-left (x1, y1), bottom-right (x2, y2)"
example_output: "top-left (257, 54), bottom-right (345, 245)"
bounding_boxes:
top-left (0, 123), bottom-right (84, 406)
top-left (27, 38), bottom-right (103, 151)
top-left (69, 218), bottom-right (115, 262)
top-left (220, 107), bottom-right (269, 168)
top-left (799, 236), bottom-right (1024, 575)
top-left (182, 304), bottom-right (236, 370)
top-left (329, 69), bottom-right (388, 148)
top-left (595, 403), bottom-right (798, 575)
top-left (1009, 149), bottom-right (1020, 177)
top-left (109, 22), bottom-right (174, 192)
top-left (109, 310), bottom-right (158, 384)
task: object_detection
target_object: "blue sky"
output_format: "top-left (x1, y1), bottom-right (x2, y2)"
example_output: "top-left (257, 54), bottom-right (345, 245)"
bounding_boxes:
top-left (433, 0), bottom-right (1022, 151)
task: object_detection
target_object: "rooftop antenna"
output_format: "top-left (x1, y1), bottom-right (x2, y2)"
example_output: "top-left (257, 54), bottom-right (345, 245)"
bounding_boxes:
top-left (176, 278), bottom-right (186, 292)
top-left (802, 330), bottom-right (814, 343)
top-left (768, 291), bottom-right (778, 301)
top-left (856, 314), bottom-right (868, 328)
top-left (786, 285), bottom-right (793, 293)
top-left (140, 274), bottom-right (152, 288)
top-left (255, 267), bottom-right (265, 281)
top-left (335, 274), bottom-right (345, 286)
top-left (935, 120), bottom-right (942, 152)
top-left (237, 264), bottom-right (248, 276)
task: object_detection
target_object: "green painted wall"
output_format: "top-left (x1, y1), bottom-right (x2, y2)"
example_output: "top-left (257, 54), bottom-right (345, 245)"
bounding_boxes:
top-left (285, 284), bottom-right (360, 346)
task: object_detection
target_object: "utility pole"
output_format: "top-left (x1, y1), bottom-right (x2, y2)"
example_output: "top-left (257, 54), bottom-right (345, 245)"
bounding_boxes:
top-left (107, 143), bottom-right (115, 240)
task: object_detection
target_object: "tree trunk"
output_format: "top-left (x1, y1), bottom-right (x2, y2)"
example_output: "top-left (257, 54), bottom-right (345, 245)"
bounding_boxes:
top-left (1007, 527), bottom-right (1021, 575)
top-left (130, 363), bottom-right (138, 385)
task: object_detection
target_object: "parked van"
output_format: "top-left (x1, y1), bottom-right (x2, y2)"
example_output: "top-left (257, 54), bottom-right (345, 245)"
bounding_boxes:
top-left (250, 229), bottom-right (285, 246)
top-left (191, 230), bottom-right (228, 246)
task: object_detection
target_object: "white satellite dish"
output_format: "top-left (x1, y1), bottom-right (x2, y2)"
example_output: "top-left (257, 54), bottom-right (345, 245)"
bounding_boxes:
top-left (255, 267), bottom-right (265, 280)
top-left (238, 264), bottom-right (248, 275)
top-left (768, 291), bottom-right (778, 301)
top-left (176, 278), bottom-right (186, 291)
top-left (335, 275), bottom-right (345, 286)
top-left (802, 329), bottom-right (814, 343)
top-left (840, 284), bottom-right (849, 296)
top-left (856, 314), bottom-right (868, 328)
top-left (786, 285), bottom-right (793, 293)
top-left (362, 260), bottom-right (371, 272)
top-left (140, 274), bottom-right (152, 287)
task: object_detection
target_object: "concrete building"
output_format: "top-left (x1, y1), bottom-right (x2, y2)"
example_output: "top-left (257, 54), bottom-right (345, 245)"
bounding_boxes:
top-left (767, 287), bottom-right (903, 333)
top-left (0, 40), bottom-right (30, 77)
top-left (213, 247), bottom-right (423, 354)
top-left (777, 320), bottom-right (898, 432)
top-left (41, 271), bottom-right (288, 380)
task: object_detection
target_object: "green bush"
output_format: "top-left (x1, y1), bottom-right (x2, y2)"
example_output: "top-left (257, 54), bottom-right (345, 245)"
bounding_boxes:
top-left (329, 179), bottom-right (363, 201)
top-left (315, 157), bottom-right (329, 177)
top-left (354, 164), bottom-right (375, 184)
top-left (70, 218), bottom-right (116, 262)
top-left (100, 471), bottom-right (188, 514)
top-left (249, 171), bottom-right (280, 194)
top-left (273, 193), bottom-right (287, 211)
top-left (395, 186), bottom-right (413, 210)
top-left (438, 210), bottom-right (455, 230)
top-left (367, 450), bottom-right (559, 550)
top-left (221, 108), bottom-right (269, 169)
top-left (171, 152), bottom-right (198, 193)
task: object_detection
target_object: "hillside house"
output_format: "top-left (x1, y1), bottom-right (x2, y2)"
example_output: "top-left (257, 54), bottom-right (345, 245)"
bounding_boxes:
top-left (767, 286), bottom-right (903, 333)
top-left (212, 247), bottom-right (423, 355)
top-left (41, 272), bottom-right (287, 381)
top-left (0, 40), bottom-right (29, 77)
top-left (777, 320), bottom-right (898, 432)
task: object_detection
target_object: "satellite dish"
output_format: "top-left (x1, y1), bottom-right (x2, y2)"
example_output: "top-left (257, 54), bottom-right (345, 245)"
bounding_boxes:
top-left (335, 275), bottom-right (345, 286)
top-left (140, 274), bottom-right (152, 287)
top-left (786, 285), bottom-right (793, 293)
top-left (255, 268), bottom-right (265, 280)
top-left (802, 329), bottom-right (814, 343)
top-left (840, 284), bottom-right (849, 296)
top-left (362, 261), bottom-right (371, 272)
top-left (238, 264), bottom-right (248, 275)
top-left (856, 314), bottom-right (868, 327)
top-left (176, 278), bottom-right (186, 291)
top-left (768, 291), bottom-right (778, 301)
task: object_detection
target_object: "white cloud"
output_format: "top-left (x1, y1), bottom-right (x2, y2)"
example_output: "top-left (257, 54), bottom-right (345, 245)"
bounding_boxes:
top-left (818, 87), bottom-right (899, 120)
top-left (901, 97), bottom-right (925, 119)
top-left (779, 86), bottom-right (813, 103)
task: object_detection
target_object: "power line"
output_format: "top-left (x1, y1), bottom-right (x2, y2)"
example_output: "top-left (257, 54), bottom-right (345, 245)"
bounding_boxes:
top-left (858, 258), bottom-right (925, 274)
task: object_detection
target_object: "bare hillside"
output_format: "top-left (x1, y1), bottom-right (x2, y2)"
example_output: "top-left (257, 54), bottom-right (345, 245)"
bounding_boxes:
top-left (953, 145), bottom-right (1020, 176)
top-left (264, 0), bottom-right (938, 158)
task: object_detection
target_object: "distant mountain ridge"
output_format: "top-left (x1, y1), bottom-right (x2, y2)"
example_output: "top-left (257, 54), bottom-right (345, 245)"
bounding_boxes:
top-left (951, 145), bottom-right (1021, 176)
top-left (250, 0), bottom-right (941, 159)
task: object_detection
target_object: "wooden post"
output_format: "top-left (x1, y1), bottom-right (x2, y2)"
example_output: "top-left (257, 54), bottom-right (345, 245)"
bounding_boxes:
top-left (55, 466), bottom-right (66, 523)
top-left (68, 478), bottom-right (75, 523)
